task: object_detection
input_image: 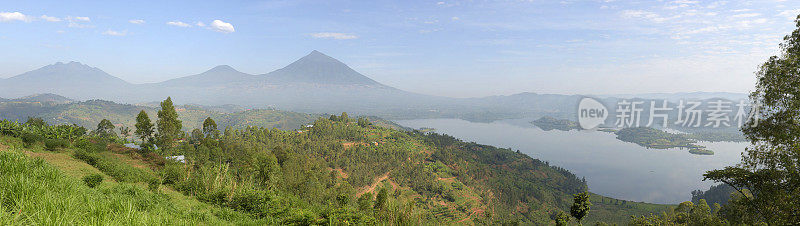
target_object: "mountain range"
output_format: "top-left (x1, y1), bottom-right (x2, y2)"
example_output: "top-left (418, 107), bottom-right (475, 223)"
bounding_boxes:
top-left (0, 51), bottom-right (747, 121)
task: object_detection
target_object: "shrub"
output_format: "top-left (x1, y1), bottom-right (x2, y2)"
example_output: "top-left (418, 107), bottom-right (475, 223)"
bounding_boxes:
top-left (83, 174), bottom-right (103, 188)
top-left (21, 133), bottom-right (42, 148)
top-left (74, 138), bottom-right (107, 153)
top-left (148, 178), bottom-right (161, 192)
top-left (73, 149), bottom-right (100, 166)
top-left (44, 139), bottom-right (69, 151)
top-left (161, 163), bottom-right (184, 185)
top-left (229, 188), bottom-right (270, 213)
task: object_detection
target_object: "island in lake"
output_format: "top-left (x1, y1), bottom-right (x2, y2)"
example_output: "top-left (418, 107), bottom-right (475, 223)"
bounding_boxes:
top-left (531, 116), bottom-right (580, 131)
top-left (615, 127), bottom-right (714, 155)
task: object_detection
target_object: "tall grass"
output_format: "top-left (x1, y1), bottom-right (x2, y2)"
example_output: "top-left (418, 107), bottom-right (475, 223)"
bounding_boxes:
top-left (73, 148), bottom-right (157, 183)
top-left (0, 151), bottom-right (266, 225)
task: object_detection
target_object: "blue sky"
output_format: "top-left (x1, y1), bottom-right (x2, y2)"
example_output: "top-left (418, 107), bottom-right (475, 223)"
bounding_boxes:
top-left (1, 0), bottom-right (799, 97)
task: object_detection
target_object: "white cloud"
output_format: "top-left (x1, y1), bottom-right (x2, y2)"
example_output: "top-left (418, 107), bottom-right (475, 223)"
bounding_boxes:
top-left (68, 16), bottom-right (90, 22)
top-left (778, 9), bottom-right (800, 20)
top-left (209, 20), bottom-right (234, 33)
top-left (40, 15), bottom-right (61, 22)
top-left (310, 32), bottom-right (358, 40)
top-left (732, 13), bottom-right (760, 18)
top-left (167, 21), bottom-right (191, 27)
top-left (65, 16), bottom-right (92, 28)
top-left (102, 29), bottom-right (127, 36)
top-left (196, 21), bottom-right (205, 27)
top-left (129, 19), bottom-right (145, 24)
top-left (0, 12), bottom-right (32, 22)
top-left (706, 1), bottom-right (727, 9)
top-left (621, 10), bottom-right (669, 22)
top-left (451, 16), bottom-right (460, 21)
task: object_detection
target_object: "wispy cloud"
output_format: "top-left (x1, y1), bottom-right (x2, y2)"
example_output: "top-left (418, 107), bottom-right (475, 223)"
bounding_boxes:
top-left (68, 16), bottom-right (90, 22)
top-left (166, 21), bottom-right (191, 27)
top-left (40, 15), bottom-right (61, 22)
top-left (732, 13), bottom-right (760, 18)
top-left (66, 16), bottom-right (92, 28)
top-left (102, 29), bottom-right (127, 36)
top-left (0, 12), bottom-right (32, 22)
top-left (310, 32), bottom-right (358, 39)
top-left (209, 20), bottom-right (234, 33)
top-left (621, 10), bottom-right (670, 22)
top-left (129, 19), bottom-right (145, 24)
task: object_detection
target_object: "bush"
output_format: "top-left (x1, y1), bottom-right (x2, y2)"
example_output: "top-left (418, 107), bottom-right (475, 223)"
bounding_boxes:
top-left (148, 178), bottom-right (161, 192)
top-left (74, 138), bottom-right (107, 153)
top-left (73, 149), bottom-right (100, 166)
top-left (161, 164), bottom-right (184, 185)
top-left (83, 174), bottom-right (103, 188)
top-left (229, 189), bottom-right (270, 213)
top-left (44, 139), bottom-right (69, 151)
top-left (21, 133), bottom-right (42, 148)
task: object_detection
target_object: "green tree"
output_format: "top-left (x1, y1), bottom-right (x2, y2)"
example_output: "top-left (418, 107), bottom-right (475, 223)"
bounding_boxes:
top-left (94, 119), bottom-right (116, 139)
top-left (190, 129), bottom-right (203, 141)
top-left (202, 117), bottom-right (218, 138)
top-left (570, 192), bottom-right (591, 225)
top-left (374, 187), bottom-right (388, 210)
top-left (119, 126), bottom-right (131, 142)
top-left (555, 211), bottom-right (570, 226)
top-left (25, 117), bottom-right (47, 127)
top-left (135, 110), bottom-right (154, 143)
top-left (704, 15), bottom-right (800, 225)
top-left (357, 117), bottom-right (371, 127)
top-left (339, 112), bottom-right (349, 122)
top-left (358, 193), bottom-right (373, 211)
top-left (156, 97), bottom-right (182, 148)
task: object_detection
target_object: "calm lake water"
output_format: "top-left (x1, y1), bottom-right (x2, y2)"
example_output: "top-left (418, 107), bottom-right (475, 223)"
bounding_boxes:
top-left (396, 118), bottom-right (748, 204)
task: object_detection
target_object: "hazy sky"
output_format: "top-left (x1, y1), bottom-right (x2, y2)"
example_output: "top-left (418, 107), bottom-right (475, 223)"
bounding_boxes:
top-left (1, 0), bottom-right (798, 97)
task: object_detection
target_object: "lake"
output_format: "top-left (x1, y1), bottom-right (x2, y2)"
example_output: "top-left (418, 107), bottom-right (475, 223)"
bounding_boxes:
top-left (396, 118), bottom-right (748, 204)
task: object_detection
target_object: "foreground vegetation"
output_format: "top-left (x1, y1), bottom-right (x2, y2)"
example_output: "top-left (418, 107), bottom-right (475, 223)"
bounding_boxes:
top-left (0, 103), bottom-right (675, 225)
top-left (0, 137), bottom-right (264, 225)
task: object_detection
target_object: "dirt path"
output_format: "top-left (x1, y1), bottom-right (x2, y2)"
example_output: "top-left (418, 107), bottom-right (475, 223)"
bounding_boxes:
top-left (357, 172), bottom-right (390, 197)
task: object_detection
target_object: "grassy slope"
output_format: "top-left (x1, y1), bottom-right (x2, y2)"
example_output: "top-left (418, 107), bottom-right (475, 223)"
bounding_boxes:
top-left (0, 136), bottom-right (267, 225)
top-left (586, 193), bottom-right (673, 224)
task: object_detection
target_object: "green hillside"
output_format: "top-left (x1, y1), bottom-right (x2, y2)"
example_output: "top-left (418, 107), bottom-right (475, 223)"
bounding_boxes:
top-left (0, 111), bottom-right (671, 225)
top-left (0, 99), bottom-right (317, 133)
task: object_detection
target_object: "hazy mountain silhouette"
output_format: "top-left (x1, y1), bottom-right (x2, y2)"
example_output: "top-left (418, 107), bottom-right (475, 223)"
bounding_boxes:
top-left (158, 65), bottom-right (254, 87)
top-left (0, 62), bottom-right (131, 100)
top-left (0, 51), bottom-right (741, 122)
top-left (264, 50), bottom-right (383, 86)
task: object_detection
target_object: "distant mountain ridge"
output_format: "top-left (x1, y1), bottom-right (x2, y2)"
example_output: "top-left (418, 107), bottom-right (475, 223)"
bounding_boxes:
top-left (0, 51), bottom-right (747, 122)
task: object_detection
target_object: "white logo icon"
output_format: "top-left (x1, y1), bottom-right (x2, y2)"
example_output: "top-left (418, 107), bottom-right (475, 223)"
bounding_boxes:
top-left (578, 97), bottom-right (608, 130)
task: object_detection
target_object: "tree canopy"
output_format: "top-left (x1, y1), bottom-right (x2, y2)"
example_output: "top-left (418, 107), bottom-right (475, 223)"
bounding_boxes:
top-left (703, 15), bottom-right (800, 225)
top-left (135, 110), bottom-right (154, 142)
top-left (156, 97), bottom-right (182, 148)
